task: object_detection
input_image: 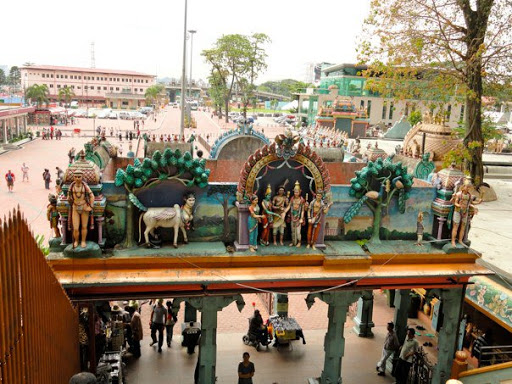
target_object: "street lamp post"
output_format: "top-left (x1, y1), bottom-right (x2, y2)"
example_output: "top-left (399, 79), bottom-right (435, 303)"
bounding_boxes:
top-left (188, 30), bottom-right (196, 100)
top-left (179, 0), bottom-right (188, 139)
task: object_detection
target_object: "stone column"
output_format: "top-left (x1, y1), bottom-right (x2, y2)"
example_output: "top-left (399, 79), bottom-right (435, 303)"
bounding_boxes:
top-left (393, 289), bottom-right (411, 344)
top-left (353, 290), bottom-right (375, 337)
top-left (180, 295), bottom-right (245, 384)
top-left (234, 202), bottom-right (250, 251)
top-left (60, 217), bottom-right (68, 244)
top-left (432, 287), bottom-right (465, 384)
top-left (184, 302), bottom-right (197, 322)
top-left (306, 290), bottom-right (361, 384)
top-left (15, 116), bottom-right (19, 136)
top-left (96, 217), bottom-right (104, 244)
top-left (3, 120), bottom-right (8, 144)
top-left (273, 293), bottom-right (288, 317)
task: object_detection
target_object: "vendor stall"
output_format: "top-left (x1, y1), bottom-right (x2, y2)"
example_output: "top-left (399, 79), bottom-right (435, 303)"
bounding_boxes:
top-left (268, 315), bottom-right (306, 346)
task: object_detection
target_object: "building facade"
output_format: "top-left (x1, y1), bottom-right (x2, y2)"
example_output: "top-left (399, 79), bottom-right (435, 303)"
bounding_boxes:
top-left (20, 65), bottom-right (156, 109)
top-left (296, 63), bottom-right (463, 129)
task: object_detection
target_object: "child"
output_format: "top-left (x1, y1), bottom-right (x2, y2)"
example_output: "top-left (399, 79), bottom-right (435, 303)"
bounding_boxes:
top-left (416, 212), bottom-right (424, 246)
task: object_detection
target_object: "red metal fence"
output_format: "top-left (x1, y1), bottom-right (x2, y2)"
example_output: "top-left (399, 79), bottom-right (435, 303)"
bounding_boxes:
top-left (0, 209), bottom-right (79, 383)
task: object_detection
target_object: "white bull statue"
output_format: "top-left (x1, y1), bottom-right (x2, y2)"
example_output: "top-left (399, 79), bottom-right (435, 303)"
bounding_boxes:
top-left (138, 192), bottom-right (195, 248)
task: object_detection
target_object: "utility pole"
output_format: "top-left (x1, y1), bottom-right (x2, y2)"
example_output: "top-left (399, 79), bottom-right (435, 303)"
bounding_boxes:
top-left (179, 0), bottom-right (188, 139)
top-left (188, 30), bottom-right (196, 100)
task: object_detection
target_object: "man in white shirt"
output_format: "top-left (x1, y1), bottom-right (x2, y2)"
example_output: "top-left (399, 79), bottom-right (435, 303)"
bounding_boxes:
top-left (395, 328), bottom-right (419, 384)
top-left (376, 322), bottom-right (400, 376)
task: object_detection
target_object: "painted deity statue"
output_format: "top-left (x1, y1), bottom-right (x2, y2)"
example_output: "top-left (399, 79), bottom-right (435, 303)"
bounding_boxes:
top-left (272, 183), bottom-right (290, 246)
top-left (260, 185), bottom-right (273, 246)
top-left (285, 181), bottom-right (306, 247)
top-left (306, 189), bottom-right (331, 250)
top-left (248, 194), bottom-right (263, 252)
top-left (46, 193), bottom-right (61, 238)
top-left (67, 169), bottom-right (95, 248)
top-left (451, 180), bottom-right (480, 246)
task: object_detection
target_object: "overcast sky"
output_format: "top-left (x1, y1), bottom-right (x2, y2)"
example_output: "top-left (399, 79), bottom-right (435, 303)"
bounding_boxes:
top-left (2, 0), bottom-right (370, 83)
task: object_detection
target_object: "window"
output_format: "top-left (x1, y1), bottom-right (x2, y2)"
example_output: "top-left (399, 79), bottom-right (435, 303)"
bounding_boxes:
top-left (49, 84), bottom-right (53, 88)
top-left (367, 100), bottom-right (371, 117)
top-left (360, 100), bottom-right (365, 109)
top-left (382, 101), bottom-right (387, 120)
top-left (460, 105), bottom-right (465, 121)
top-left (97, 77), bottom-right (100, 80)
top-left (56, 74), bottom-right (60, 79)
top-left (51, 74), bottom-right (53, 78)
top-left (146, 80), bottom-right (148, 83)
top-left (77, 86), bottom-right (81, 89)
top-left (116, 87), bottom-right (119, 91)
top-left (57, 84), bottom-right (61, 88)
top-left (109, 78), bottom-right (112, 81)
top-left (42, 74), bottom-right (46, 78)
top-left (103, 86), bottom-right (107, 90)
top-left (85, 86), bottom-right (88, 90)
top-left (65, 75), bottom-right (68, 79)
top-left (389, 102), bottom-right (394, 120)
top-left (90, 86), bottom-right (94, 90)
top-left (117, 78), bottom-right (120, 82)
top-left (110, 87), bottom-right (113, 90)
top-left (71, 85), bottom-right (75, 89)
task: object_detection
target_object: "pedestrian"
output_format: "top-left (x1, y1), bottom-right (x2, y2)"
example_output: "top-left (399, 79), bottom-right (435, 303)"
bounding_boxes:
top-left (68, 147), bottom-right (75, 164)
top-left (376, 322), bottom-right (399, 376)
top-left (42, 169), bottom-right (51, 190)
top-left (21, 163), bottom-right (29, 182)
top-left (129, 303), bottom-right (143, 358)
top-left (149, 298), bottom-right (167, 353)
top-left (5, 170), bottom-right (15, 192)
top-left (119, 132), bottom-right (122, 142)
top-left (165, 300), bottom-right (178, 347)
top-left (395, 328), bottom-right (419, 384)
top-left (119, 144), bottom-right (123, 156)
top-left (56, 167), bottom-right (64, 185)
top-left (238, 352), bottom-right (255, 384)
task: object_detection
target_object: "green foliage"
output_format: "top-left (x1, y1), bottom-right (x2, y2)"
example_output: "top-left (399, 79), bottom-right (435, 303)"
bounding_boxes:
top-left (452, 115), bottom-right (504, 143)
top-left (145, 84), bottom-right (165, 106)
top-left (25, 84), bottom-right (49, 108)
top-left (129, 193), bottom-right (147, 211)
top-left (0, 68), bottom-right (6, 85)
top-left (58, 86), bottom-right (75, 106)
top-left (344, 196), bottom-right (368, 224)
top-left (407, 110), bottom-right (422, 127)
top-left (258, 79), bottom-right (313, 97)
top-left (35, 234), bottom-right (49, 256)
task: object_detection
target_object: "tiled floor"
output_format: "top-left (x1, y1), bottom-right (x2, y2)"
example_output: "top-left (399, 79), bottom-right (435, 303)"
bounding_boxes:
top-left (123, 292), bottom-right (398, 384)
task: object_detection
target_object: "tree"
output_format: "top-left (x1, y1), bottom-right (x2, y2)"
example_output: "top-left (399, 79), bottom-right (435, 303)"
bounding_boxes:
top-left (0, 69), bottom-right (6, 85)
top-left (208, 69), bottom-right (228, 116)
top-left (207, 184), bottom-right (238, 242)
top-left (8, 66), bottom-right (21, 92)
top-left (343, 157), bottom-right (413, 244)
top-left (144, 84), bottom-right (165, 106)
top-left (360, 0), bottom-right (512, 186)
top-left (25, 84), bottom-right (49, 108)
top-left (58, 86), bottom-right (75, 107)
top-left (115, 148), bottom-right (210, 247)
top-left (407, 110), bottom-right (422, 127)
top-left (270, 99), bottom-right (279, 113)
top-left (202, 33), bottom-right (269, 122)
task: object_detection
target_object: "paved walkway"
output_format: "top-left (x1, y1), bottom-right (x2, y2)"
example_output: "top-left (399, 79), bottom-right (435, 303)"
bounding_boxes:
top-left (124, 291), bottom-right (398, 384)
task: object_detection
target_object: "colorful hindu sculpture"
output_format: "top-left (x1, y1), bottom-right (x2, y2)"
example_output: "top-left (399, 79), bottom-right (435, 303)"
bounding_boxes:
top-left (416, 211), bottom-right (424, 246)
top-left (138, 191), bottom-right (196, 248)
top-left (306, 189), bottom-right (331, 250)
top-left (46, 193), bottom-right (61, 239)
top-left (272, 182), bottom-right (290, 246)
top-left (248, 194), bottom-right (263, 252)
top-left (450, 178), bottom-right (481, 247)
top-left (260, 185), bottom-right (273, 246)
top-left (68, 169), bottom-right (95, 248)
top-left (285, 181), bottom-right (307, 247)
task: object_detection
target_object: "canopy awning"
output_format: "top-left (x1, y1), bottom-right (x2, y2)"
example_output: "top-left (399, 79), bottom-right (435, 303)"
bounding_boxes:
top-left (465, 276), bottom-right (512, 333)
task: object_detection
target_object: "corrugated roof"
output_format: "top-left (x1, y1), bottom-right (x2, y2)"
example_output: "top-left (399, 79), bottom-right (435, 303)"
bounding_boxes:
top-left (20, 64), bottom-right (155, 77)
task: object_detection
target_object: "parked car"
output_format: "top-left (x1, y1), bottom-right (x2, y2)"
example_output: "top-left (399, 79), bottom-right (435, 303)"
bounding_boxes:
top-left (108, 111), bottom-right (119, 119)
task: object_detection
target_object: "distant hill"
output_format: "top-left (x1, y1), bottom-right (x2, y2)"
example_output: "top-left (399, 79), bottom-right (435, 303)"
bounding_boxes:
top-left (257, 79), bottom-right (313, 97)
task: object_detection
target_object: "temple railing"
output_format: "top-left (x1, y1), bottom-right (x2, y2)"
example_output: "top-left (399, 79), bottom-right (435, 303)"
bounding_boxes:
top-left (0, 209), bottom-right (79, 383)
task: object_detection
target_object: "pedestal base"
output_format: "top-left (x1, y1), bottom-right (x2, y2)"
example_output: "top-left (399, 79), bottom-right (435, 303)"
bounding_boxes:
top-left (234, 241), bottom-right (249, 251)
top-left (442, 242), bottom-right (470, 253)
top-left (352, 316), bottom-right (375, 337)
top-left (49, 237), bottom-right (66, 252)
top-left (63, 241), bottom-right (102, 258)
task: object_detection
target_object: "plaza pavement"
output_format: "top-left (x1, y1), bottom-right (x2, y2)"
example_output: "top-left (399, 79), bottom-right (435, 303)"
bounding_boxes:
top-left (124, 291), bottom-right (397, 384)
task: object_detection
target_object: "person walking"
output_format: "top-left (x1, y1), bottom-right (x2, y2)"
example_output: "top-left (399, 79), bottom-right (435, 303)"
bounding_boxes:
top-left (165, 300), bottom-right (178, 347)
top-left (42, 169), bottom-right (51, 190)
top-left (395, 328), bottom-right (419, 384)
top-left (5, 170), bottom-right (15, 192)
top-left (129, 303), bottom-right (143, 358)
top-left (238, 352), bottom-right (255, 384)
top-left (376, 322), bottom-right (399, 376)
top-left (21, 163), bottom-right (29, 182)
top-left (68, 147), bottom-right (75, 164)
top-left (55, 167), bottom-right (64, 185)
top-left (149, 298), bottom-right (167, 353)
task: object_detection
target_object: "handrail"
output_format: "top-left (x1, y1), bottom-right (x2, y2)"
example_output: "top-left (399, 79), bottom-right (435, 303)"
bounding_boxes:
top-left (459, 361), bottom-right (512, 377)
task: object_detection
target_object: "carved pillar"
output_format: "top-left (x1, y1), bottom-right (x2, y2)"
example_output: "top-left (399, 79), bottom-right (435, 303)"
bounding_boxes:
top-left (314, 215), bottom-right (327, 249)
top-left (2, 120), bottom-right (7, 144)
top-left (393, 289), bottom-right (411, 345)
top-left (178, 295), bottom-right (245, 384)
top-left (273, 293), bottom-right (288, 317)
top-left (432, 287), bottom-right (465, 384)
top-left (234, 202), bottom-right (249, 251)
top-left (306, 290), bottom-right (361, 384)
top-left (96, 217), bottom-right (104, 245)
top-left (437, 217), bottom-right (446, 240)
top-left (60, 217), bottom-right (68, 244)
top-left (353, 291), bottom-right (375, 337)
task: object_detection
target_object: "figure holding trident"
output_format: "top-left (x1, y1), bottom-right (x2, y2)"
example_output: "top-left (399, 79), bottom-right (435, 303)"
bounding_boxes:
top-left (285, 181), bottom-right (307, 247)
top-left (68, 169), bottom-right (95, 248)
top-left (260, 185), bottom-right (282, 246)
top-left (450, 178), bottom-right (481, 247)
top-left (306, 189), bottom-right (332, 250)
top-left (271, 182), bottom-right (290, 246)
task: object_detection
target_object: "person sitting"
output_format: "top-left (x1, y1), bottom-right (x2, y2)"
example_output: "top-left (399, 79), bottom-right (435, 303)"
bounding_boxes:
top-left (248, 310), bottom-right (268, 347)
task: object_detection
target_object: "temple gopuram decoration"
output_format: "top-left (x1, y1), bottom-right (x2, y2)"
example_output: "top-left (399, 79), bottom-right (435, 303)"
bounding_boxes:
top-left (209, 124), bottom-right (270, 160)
top-left (343, 158), bottom-right (413, 244)
top-left (316, 96), bottom-right (369, 138)
top-left (56, 151), bottom-right (107, 257)
top-left (115, 148), bottom-right (210, 247)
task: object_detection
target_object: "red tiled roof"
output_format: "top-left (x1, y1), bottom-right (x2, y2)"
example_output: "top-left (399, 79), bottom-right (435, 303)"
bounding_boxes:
top-left (20, 65), bottom-right (155, 78)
